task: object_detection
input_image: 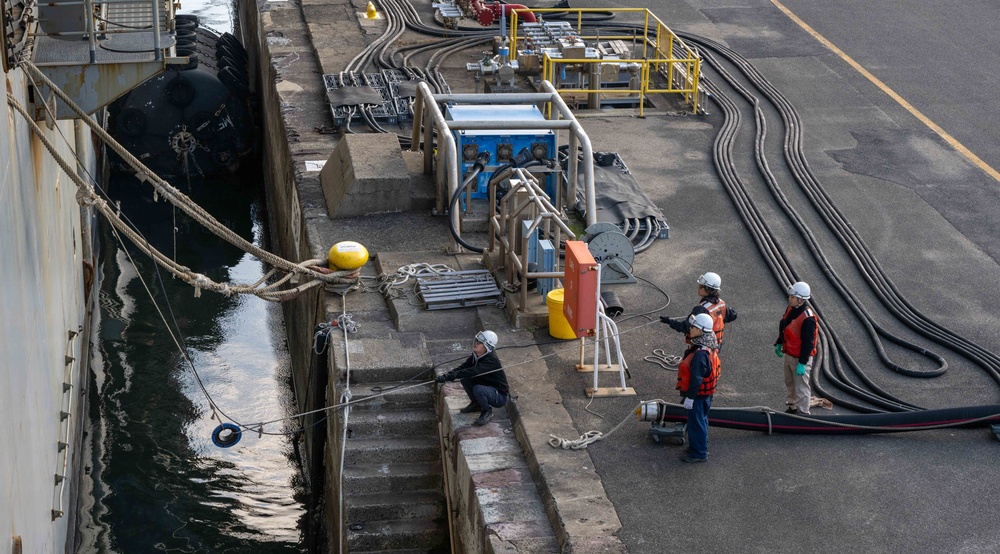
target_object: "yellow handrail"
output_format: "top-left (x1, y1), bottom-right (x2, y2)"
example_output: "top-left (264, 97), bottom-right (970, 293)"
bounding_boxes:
top-left (510, 7), bottom-right (702, 114)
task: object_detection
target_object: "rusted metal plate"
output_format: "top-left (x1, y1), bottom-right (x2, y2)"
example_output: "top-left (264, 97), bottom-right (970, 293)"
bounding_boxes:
top-left (33, 61), bottom-right (165, 119)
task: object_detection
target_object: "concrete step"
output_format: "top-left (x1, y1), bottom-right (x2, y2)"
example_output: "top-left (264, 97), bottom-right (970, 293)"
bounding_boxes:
top-left (332, 338), bottom-right (433, 383)
top-left (343, 461), bottom-right (443, 495)
top-left (347, 408), bottom-right (439, 438)
top-left (344, 436), bottom-right (440, 465)
top-left (346, 490), bottom-right (446, 522)
top-left (346, 518), bottom-right (448, 552)
top-left (349, 382), bottom-right (434, 412)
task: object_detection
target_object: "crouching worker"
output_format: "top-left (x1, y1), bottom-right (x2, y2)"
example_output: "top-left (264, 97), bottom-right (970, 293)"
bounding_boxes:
top-left (677, 313), bottom-right (722, 463)
top-left (436, 330), bottom-right (509, 426)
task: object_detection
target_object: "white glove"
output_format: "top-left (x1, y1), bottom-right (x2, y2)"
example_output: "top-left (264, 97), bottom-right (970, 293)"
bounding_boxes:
top-left (683, 397), bottom-right (694, 410)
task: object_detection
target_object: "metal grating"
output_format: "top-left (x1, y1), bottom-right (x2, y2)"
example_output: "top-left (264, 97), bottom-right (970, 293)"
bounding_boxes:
top-left (104, 1), bottom-right (171, 31)
top-left (32, 30), bottom-right (174, 64)
top-left (416, 270), bottom-right (503, 310)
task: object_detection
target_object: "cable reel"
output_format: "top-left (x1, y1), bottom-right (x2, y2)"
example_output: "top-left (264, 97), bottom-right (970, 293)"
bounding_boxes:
top-left (583, 223), bottom-right (636, 284)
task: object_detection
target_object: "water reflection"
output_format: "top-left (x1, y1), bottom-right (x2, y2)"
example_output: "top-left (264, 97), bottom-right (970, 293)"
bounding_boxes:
top-left (80, 172), bottom-right (305, 552)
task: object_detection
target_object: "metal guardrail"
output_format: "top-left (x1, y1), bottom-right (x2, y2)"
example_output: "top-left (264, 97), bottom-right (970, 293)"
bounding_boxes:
top-left (33, 0), bottom-right (172, 63)
top-left (510, 8), bottom-right (702, 115)
top-left (409, 80), bottom-right (597, 253)
top-left (489, 168), bottom-right (575, 312)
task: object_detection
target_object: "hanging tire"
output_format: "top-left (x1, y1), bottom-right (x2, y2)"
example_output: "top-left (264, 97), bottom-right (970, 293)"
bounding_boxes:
top-left (175, 14), bottom-right (200, 27)
top-left (175, 19), bottom-right (196, 33)
top-left (216, 41), bottom-right (248, 64)
top-left (116, 108), bottom-right (147, 138)
top-left (218, 66), bottom-right (250, 95)
top-left (218, 54), bottom-right (247, 79)
top-left (175, 47), bottom-right (199, 70)
top-left (175, 29), bottom-right (196, 47)
top-left (165, 76), bottom-right (196, 107)
top-left (219, 32), bottom-right (247, 58)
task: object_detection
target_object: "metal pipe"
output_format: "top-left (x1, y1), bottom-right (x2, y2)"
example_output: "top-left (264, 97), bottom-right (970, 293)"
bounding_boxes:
top-left (85, 0), bottom-right (97, 64)
top-left (432, 93), bottom-right (554, 104)
top-left (447, 120), bottom-right (573, 130)
top-left (416, 83), bottom-right (460, 246)
top-left (539, 80), bottom-right (596, 225)
top-left (151, 0), bottom-right (162, 60)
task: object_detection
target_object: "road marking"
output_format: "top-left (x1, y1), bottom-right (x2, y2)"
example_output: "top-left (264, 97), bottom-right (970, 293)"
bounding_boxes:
top-left (770, 0), bottom-right (1000, 183)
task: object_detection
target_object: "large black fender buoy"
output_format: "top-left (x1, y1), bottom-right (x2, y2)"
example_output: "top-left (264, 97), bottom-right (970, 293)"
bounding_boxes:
top-left (107, 23), bottom-right (255, 178)
top-left (212, 423), bottom-right (242, 448)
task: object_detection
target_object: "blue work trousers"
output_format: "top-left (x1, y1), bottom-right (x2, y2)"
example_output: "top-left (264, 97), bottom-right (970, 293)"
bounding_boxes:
top-left (461, 379), bottom-right (508, 411)
top-left (687, 395), bottom-right (713, 460)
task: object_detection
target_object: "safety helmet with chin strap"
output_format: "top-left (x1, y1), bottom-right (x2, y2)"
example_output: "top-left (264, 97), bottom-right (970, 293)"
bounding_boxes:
top-left (697, 272), bottom-right (722, 291)
top-left (475, 330), bottom-right (498, 351)
top-left (787, 281), bottom-right (811, 300)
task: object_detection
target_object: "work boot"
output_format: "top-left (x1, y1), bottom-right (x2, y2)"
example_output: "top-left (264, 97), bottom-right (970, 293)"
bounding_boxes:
top-left (681, 454), bottom-right (707, 463)
top-left (459, 401), bottom-right (480, 414)
top-left (473, 408), bottom-right (493, 426)
top-left (785, 407), bottom-right (798, 414)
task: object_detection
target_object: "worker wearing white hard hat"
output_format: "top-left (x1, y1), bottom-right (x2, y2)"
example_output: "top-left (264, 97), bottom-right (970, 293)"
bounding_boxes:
top-left (660, 271), bottom-right (738, 348)
top-left (436, 330), bottom-right (509, 426)
top-left (675, 313), bottom-right (722, 463)
top-left (774, 282), bottom-right (818, 415)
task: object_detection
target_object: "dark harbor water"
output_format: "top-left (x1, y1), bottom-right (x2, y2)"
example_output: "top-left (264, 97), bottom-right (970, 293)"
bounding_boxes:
top-left (79, 171), bottom-right (306, 553)
top-left (78, 5), bottom-right (306, 551)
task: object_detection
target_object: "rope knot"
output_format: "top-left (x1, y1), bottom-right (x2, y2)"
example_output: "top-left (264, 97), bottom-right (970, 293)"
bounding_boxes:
top-left (192, 273), bottom-right (212, 298)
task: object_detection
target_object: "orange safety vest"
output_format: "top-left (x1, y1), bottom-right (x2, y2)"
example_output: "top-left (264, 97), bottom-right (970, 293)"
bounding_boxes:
top-left (676, 345), bottom-right (721, 397)
top-left (782, 306), bottom-right (818, 358)
top-left (701, 298), bottom-right (728, 344)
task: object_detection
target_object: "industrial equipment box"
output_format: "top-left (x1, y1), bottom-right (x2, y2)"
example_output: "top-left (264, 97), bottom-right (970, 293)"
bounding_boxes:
top-left (563, 240), bottom-right (598, 336)
top-left (445, 104), bottom-right (557, 198)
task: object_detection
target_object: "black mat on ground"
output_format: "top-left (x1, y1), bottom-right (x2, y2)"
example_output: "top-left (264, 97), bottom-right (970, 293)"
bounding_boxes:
top-left (567, 151), bottom-right (667, 224)
top-left (326, 86), bottom-right (384, 109)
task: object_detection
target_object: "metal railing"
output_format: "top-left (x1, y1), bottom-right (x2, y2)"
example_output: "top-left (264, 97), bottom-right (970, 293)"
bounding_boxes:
top-left (489, 167), bottom-right (575, 312)
top-left (33, 0), bottom-right (172, 63)
top-left (510, 7), bottom-right (702, 114)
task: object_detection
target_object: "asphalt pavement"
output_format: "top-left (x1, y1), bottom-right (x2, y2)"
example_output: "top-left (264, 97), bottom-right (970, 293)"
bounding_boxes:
top-left (541, 1), bottom-right (1000, 552)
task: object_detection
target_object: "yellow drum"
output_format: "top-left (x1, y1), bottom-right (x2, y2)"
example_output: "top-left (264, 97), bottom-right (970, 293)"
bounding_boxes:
top-left (546, 288), bottom-right (577, 340)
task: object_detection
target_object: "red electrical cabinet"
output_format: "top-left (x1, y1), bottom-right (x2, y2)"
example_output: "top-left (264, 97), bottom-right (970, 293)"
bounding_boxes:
top-left (563, 241), bottom-right (599, 337)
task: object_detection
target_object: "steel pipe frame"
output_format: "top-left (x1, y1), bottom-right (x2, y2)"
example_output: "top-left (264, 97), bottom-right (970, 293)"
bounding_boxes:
top-left (410, 81), bottom-right (595, 253)
top-left (489, 168), bottom-right (575, 310)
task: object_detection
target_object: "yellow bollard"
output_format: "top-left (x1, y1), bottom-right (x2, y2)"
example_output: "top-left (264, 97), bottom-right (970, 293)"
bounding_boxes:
top-left (365, 1), bottom-right (379, 19)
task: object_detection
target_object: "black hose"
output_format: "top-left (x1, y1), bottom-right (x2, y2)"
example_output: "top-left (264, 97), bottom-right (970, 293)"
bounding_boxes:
top-left (647, 401), bottom-right (1000, 435)
top-left (448, 152), bottom-right (492, 253)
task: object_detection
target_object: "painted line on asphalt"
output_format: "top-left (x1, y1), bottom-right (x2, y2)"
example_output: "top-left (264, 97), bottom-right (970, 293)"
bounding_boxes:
top-left (770, 0), bottom-right (1000, 183)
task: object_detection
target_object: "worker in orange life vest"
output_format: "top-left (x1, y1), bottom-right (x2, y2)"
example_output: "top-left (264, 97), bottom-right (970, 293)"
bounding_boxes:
top-left (774, 281), bottom-right (818, 415)
top-left (660, 272), bottom-right (738, 348)
top-left (676, 313), bottom-right (721, 463)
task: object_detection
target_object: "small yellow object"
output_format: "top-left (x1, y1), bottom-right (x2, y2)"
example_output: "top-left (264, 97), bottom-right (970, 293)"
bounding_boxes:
top-left (365, 1), bottom-right (378, 19)
top-left (328, 241), bottom-right (369, 270)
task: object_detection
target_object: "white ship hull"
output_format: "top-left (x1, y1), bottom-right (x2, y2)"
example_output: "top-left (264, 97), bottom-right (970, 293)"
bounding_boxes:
top-left (1, 61), bottom-right (97, 552)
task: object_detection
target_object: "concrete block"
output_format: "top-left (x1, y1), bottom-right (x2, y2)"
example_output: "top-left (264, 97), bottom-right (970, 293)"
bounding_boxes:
top-left (321, 133), bottom-right (412, 218)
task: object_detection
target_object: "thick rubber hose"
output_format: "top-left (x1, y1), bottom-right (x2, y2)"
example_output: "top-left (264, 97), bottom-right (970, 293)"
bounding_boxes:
top-left (647, 402), bottom-right (1000, 435)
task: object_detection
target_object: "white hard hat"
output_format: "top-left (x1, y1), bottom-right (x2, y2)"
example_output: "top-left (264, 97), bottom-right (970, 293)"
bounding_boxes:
top-left (787, 281), bottom-right (811, 300)
top-left (691, 313), bottom-right (715, 333)
top-left (697, 272), bottom-right (722, 290)
top-left (475, 330), bottom-right (498, 351)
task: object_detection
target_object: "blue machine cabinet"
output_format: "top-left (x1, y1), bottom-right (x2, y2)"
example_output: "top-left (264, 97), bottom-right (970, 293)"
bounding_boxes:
top-left (445, 104), bottom-right (558, 199)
